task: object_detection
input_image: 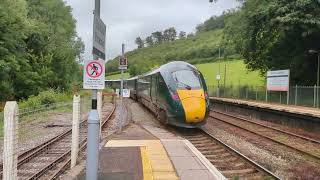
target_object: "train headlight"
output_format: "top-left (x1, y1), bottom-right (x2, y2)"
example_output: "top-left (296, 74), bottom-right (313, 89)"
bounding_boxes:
top-left (171, 91), bottom-right (180, 101)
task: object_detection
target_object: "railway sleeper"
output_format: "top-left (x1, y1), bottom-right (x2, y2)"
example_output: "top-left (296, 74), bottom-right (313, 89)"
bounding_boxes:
top-left (214, 162), bottom-right (247, 169)
top-left (192, 141), bottom-right (218, 146)
top-left (204, 152), bottom-right (232, 158)
top-left (190, 141), bottom-right (213, 146)
top-left (185, 136), bottom-right (208, 141)
top-left (196, 146), bottom-right (221, 151)
top-left (210, 148), bottom-right (226, 154)
top-left (220, 168), bottom-right (257, 176)
top-left (208, 156), bottom-right (238, 163)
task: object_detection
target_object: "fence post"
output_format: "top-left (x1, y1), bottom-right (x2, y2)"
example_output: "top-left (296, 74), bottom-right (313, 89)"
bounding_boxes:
top-left (3, 101), bottom-right (18, 180)
top-left (255, 88), bottom-right (258, 101)
top-left (71, 95), bottom-right (81, 168)
top-left (280, 92), bottom-right (282, 104)
top-left (216, 86), bottom-right (220, 97)
top-left (245, 87), bottom-right (248, 99)
top-left (295, 85), bottom-right (298, 105)
top-left (314, 85), bottom-right (317, 107)
top-left (265, 88), bottom-right (268, 102)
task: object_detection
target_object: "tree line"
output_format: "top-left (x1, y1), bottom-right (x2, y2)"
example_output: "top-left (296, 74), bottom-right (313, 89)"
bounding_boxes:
top-left (135, 27), bottom-right (194, 48)
top-left (0, 0), bottom-right (84, 102)
top-left (197, 0), bottom-right (320, 85)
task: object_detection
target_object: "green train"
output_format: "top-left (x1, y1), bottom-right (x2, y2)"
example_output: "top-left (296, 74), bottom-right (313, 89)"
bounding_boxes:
top-left (106, 61), bottom-right (210, 128)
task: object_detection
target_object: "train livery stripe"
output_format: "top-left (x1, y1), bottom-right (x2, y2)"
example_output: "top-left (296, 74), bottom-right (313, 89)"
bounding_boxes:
top-left (177, 89), bottom-right (206, 123)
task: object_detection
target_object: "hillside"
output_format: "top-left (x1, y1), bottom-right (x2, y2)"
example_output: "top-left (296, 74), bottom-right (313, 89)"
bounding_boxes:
top-left (106, 60), bottom-right (265, 87)
top-left (106, 29), bottom-right (240, 76)
top-left (196, 60), bottom-right (264, 87)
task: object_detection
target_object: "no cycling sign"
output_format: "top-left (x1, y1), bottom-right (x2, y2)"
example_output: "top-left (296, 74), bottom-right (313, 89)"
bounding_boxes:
top-left (83, 59), bottom-right (105, 89)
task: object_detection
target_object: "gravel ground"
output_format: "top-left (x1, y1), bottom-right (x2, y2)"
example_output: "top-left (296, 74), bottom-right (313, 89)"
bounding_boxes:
top-left (205, 117), bottom-right (320, 179)
top-left (0, 111), bottom-right (73, 163)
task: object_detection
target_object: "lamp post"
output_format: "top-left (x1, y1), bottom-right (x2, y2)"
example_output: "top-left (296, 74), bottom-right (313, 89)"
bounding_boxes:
top-left (309, 49), bottom-right (320, 108)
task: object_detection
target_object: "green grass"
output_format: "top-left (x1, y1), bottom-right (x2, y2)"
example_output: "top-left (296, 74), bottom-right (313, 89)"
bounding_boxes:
top-left (106, 72), bottom-right (130, 80)
top-left (106, 59), bottom-right (265, 87)
top-left (196, 60), bottom-right (265, 87)
top-left (106, 29), bottom-right (229, 75)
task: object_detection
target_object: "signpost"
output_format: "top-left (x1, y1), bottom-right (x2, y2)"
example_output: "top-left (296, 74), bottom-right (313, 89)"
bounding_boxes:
top-left (122, 89), bottom-right (130, 98)
top-left (118, 44), bottom-right (126, 133)
top-left (85, 0), bottom-right (105, 179)
top-left (83, 59), bottom-right (105, 89)
top-left (92, 15), bottom-right (106, 60)
top-left (119, 57), bottom-right (128, 70)
top-left (267, 70), bottom-right (290, 104)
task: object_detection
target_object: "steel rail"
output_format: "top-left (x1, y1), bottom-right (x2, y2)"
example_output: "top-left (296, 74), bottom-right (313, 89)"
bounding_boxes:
top-left (46, 98), bottom-right (116, 180)
top-left (199, 128), bottom-right (282, 180)
top-left (209, 114), bottom-right (320, 161)
top-left (212, 110), bottom-right (320, 144)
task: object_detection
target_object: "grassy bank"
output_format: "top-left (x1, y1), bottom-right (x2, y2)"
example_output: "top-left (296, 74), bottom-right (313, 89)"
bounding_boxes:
top-left (106, 60), bottom-right (265, 87)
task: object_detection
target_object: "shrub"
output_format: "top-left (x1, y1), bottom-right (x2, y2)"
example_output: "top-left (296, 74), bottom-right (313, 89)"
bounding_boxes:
top-left (19, 89), bottom-right (72, 109)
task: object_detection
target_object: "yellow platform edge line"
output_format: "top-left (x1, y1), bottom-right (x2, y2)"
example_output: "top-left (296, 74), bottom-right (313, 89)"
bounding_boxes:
top-left (140, 146), bottom-right (154, 180)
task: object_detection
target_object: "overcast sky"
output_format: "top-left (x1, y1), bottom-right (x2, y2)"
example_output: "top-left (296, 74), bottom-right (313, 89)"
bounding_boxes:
top-left (65, 0), bottom-right (239, 61)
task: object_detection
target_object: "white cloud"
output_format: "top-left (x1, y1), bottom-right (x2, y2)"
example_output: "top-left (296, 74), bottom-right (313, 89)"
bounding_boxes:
top-left (65, 0), bottom-right (239, 60)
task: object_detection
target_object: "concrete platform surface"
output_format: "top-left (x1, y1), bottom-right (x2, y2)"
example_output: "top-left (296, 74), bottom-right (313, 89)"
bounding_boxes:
top-left (211, 97), bottom-right (320, 118)
top-left (99, 125), bottom-right (226, 180)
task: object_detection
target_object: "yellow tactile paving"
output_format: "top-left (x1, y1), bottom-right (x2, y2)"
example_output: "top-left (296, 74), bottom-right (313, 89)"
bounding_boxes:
top-left (105, 140), bottom-right (179, 180)
top-left (140, 146), bottom-right (153, 180)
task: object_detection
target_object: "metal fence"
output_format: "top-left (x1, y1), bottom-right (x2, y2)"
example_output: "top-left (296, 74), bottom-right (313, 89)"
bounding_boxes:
top-left (208, 85), bottom-right (320, 108)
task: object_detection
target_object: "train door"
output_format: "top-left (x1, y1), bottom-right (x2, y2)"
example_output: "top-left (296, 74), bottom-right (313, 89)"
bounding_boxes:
top-left (151, 74), bottom-right (158, 103)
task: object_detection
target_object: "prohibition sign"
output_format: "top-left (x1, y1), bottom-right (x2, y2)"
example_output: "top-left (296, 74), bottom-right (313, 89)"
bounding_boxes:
top-left (86, 61), bottom-right (103, 78)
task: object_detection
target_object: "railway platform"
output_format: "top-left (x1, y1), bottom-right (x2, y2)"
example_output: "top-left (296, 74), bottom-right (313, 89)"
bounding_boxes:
top-left (211, 97), bottom-right (320, 133)
top-left (211, 97), bottom-right (320, 119)
top-left (98, 124), bottom-right (225, 180)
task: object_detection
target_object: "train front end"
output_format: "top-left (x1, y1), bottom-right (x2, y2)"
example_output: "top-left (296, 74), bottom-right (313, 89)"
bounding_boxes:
top-left (167, 67), bottom-right (210, 128)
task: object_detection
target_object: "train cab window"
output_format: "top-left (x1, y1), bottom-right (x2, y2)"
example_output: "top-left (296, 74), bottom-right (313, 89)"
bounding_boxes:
top-left (171, 70), bottom-right (202, 90)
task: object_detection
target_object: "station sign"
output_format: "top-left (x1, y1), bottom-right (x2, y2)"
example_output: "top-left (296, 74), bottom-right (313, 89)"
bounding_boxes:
top-left (92, 15), bottom-right (106, 60)
top-left (119, 57), bottom-right (128, 70)
top-left (267, 70), bottom-right (290, 91)
top-left (122, 89), bottom-right (130, 98)
top-left (83, 59), bottom-right (105, 89)
top-left (216, 74), bottom-right (221, 81)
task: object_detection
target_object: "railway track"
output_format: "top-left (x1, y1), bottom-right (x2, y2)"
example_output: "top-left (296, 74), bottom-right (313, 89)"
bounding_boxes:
top-left (179, 128), bottom-right (281, 179)
top-left (210, 110), bottom-right (320, 161)
top-left (1, 100), bottom-right (116, 180)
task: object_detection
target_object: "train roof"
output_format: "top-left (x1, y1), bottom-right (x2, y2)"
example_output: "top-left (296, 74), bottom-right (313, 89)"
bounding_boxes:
top-left (144, 61), bottom-right (197, 76)
top-left (106, 61), bottom-right (197, 82)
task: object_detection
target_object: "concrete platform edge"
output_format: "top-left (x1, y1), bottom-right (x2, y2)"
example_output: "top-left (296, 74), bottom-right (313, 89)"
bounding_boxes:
top-left (180, 140), bottom-right (226, 180)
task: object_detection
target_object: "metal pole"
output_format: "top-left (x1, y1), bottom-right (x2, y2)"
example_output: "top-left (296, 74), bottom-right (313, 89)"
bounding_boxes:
top-left (86, 0), bottom-right (100, 179)
top-left (314, 85), bottom-right (317, 107)
top-left (287, 71), bottom-right (290, 105)
top-left (265, 89), bottom-right (268, 102)
top-left (317, 54), bottom-right (319, 108)
top-left (295, 85), bottom-right (297, 105)
top-left (224, 63), bottom-right (226, 87)
top-left (280, 92), bottom-right (282, 104)
top-left (118, 44), bottom-right (125, 133)
top-left (245, 87), bottom-right (248, 99)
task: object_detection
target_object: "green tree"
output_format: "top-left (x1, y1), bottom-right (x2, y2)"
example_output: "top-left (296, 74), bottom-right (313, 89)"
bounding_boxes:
top-left (225, 0), bottom-right (320, 85)
top-left (152, 31), bottom-right (163, 44)
top-left (135, 37), bottom-right (144, 48)
top-left (0, 0), bottom-right (83, 101)
top-left (145, 36), bottom-right (154, 46)
top-left (0, 0), bottom-right (30, 101)
top-left (179, 31), bottom-right (186, 39)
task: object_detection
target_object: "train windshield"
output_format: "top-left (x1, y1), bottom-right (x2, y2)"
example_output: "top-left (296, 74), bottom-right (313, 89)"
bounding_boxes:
top-left (172, 70), bottom-right (202, 90)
